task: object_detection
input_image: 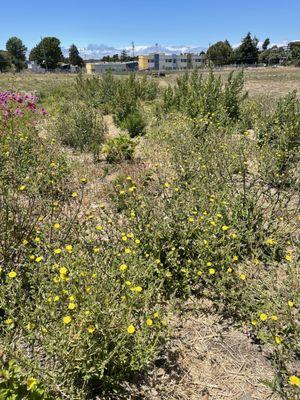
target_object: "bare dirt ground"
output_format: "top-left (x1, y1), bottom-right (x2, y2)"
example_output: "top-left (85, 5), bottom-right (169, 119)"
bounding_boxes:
top-left (125, 299), bottom-right (279, 400)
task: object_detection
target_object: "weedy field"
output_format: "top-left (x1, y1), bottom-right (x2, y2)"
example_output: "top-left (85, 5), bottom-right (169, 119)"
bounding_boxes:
top-left (0, 67), bottom-right (299, 400)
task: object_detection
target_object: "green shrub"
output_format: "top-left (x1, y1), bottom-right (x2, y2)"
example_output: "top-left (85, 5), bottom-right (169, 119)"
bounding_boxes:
top-left (102, 134), bottom-right (136, 163)
top-left (257, 91), bottom-right (300, 187)
top-left (55, 101), bottom-right (107, 160)
top-left (162, 69), bottom-right (246, 123)
top-left (120, 111), bottom-right (147, 137)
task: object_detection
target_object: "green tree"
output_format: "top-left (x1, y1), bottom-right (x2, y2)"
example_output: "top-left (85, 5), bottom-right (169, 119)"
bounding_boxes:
top-left (29, 37), bottom-right (63, 70)
top-left (262, 38), bottom-right (270, 51)
top-left (289, 41), bottom-right (300, 61)
top-left (5, 37), bottom-right (27, 72)
top-left (69, 44), bottom-right (84, 67)
top-left (120, 49), bottom-right (129, 62)
top-left (206, 40), bottom-right (233, 65)
top-left (0, 50), bottom-right (11, 72)
top-left (234, 33), bottom-right (259, 64)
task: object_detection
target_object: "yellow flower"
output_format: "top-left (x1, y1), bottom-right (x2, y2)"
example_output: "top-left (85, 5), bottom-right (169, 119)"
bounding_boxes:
top-left (54, 296), bottom-right (60, 302)
top-left (135, 239), bottom-right (140, 244)
top-left (285, 254), bottom-right (292, 262)
top-left (222, 225), bottom-right (230, 231)
top-left (19, 185), bottom-right (26, 191)
top-left (35, 256), bottom-right (43, 263)
top-left (22, 239), bottom-right (28, 245)
top-left (227, 267), bottom-right (232, 273)
top-left (122, 235), bottom-right (127, 241)
top-left (93, 247), bottom-right (100, 254)
top-left (8, 271), bottom-right (17, 279)
top-left (275, 336), bottom-right (282, 344)
top-left (5, 318), bottom-right (13, 325)
top-left (59, 267), bottom-right (68, 275)
top-left (289, 375), bottom-right (300, 387)
top-left (197, 270), bottom-right (202, 276)
top-left (260, 313), bottom-right (268, 321)
top-left (53, 276), bottom-right (60, 283)
top-left (63, 316), bottom-right (72, 324)
top-left (125, 248), bottom-right (131, 254)
top-left (54, 248), bottom-right (62, 255)
top-left (27, 377), bottom-right (37, 391)
top-left (153, 311), bottom-right (159, 318)
top-left (65, 244), bottom-right (73, 253)
top-left (68, 302), bottom-right (76, 310)
top-left (127, 324), bottom-right (135, 334)
top-left (239, 274), bottom-right (246, 281)
top-left (119, 190), bottom-right (126, 195)
top-left (80, 178), bottom-right (87, 184)
top-left (146, 318), bottom-right (153, 326)
top-left (209, 268), bottom-right (215, 275)
top-left (251, 320), bottom-right (257, 326)
top-left (233, 255), bottom-right (239, 262)
top-left (87, 325), bottom-right (96, 334)
top-left (266, 238), bottom-right (276, 246)
top-left (69, 295), bottom-right (75, 301)
top-left (288, 300), bottom-right (294, 307)
top-left (131, 286), bottom-right (143, 292)
top-left (71, 192), bottom-right (78, 198)
top-left (271, 315), bottom-right (278, 321)
top-left (96, 225), bottom-right (103, 231)
top-left (206, 262), bottom-right (212, 266)
top-left (120, 264), bottom-right (128, 272)
top-left (188, 217), bottom-right (194, 222)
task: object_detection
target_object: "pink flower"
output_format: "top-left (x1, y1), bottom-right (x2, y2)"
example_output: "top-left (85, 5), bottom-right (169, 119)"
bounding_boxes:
top-left (15, 108), bottom-right (24, 117)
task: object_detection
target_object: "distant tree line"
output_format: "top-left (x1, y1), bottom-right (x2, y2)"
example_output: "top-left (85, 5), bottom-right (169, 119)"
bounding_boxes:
top-left (1, 33), bottom-right (300, 72)
top-left (0, 36), bottom-right (84, 72)
top-left (205, 33), bottom-right (300, 67)
top-left (101, 49), bottom-right (137, 62)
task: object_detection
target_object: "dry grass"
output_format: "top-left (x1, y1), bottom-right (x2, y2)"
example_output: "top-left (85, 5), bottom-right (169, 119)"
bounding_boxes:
top-left (159, 66), bottom-right (300, 97)
top-left (124, 299), bottom-right (280, 400)
top-left (1, 67), bottom-right (299, 98)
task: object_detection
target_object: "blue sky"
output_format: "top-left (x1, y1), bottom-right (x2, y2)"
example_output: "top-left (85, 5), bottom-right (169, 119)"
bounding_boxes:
top-left (1, 0), bottom-right (300, 51)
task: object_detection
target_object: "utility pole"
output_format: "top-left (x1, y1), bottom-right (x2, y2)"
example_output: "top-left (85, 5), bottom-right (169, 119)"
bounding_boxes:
top-left (131, 41), bottom-right (135, 58)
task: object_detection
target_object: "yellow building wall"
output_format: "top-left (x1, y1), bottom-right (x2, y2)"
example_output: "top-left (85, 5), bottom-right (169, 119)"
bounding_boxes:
top-left (138, 55), bottom-right (149, 70)
top-left (86, 63), bottom-right (95, 74)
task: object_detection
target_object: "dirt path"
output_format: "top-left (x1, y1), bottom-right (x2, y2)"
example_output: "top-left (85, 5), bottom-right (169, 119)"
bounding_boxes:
top-left (125, 299), bottom-right (279, 400)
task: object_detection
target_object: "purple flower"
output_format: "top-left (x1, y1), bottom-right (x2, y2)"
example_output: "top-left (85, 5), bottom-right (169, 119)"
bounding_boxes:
top-left (15, 108), bottom-right (24, 117)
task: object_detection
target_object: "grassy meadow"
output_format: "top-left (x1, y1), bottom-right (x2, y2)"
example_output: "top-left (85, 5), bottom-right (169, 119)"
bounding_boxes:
top-left (0, 67), bottom-right (299, 400)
